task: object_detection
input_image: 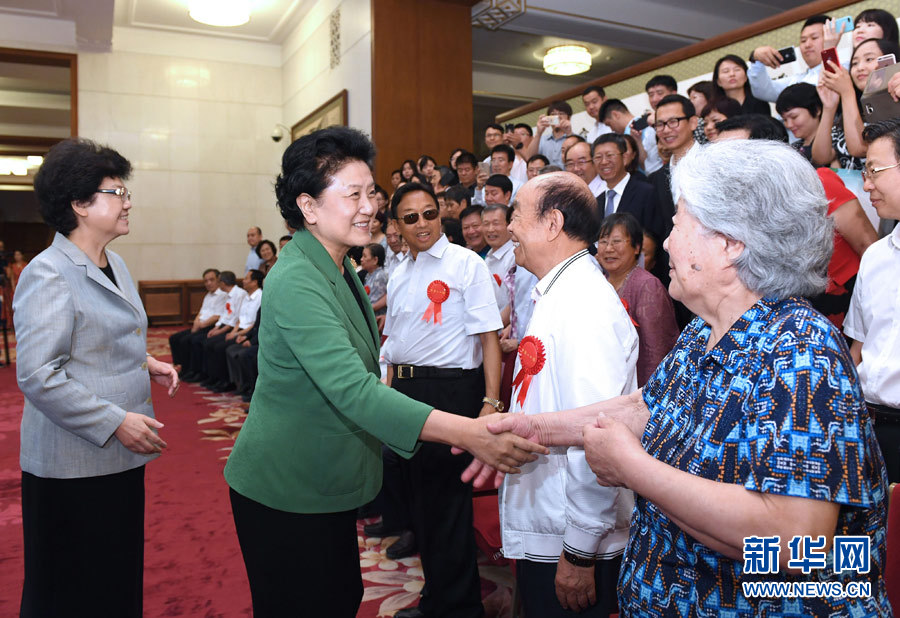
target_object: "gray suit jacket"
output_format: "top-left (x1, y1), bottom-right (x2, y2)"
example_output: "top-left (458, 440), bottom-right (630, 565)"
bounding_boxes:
top-left (14, 233), bottom-right (157, 478)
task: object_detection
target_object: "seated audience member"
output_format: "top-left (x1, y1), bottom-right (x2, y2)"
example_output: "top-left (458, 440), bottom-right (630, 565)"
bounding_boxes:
top-left (390, 169), bottom-right (403, 189)
top-left (475, 145), bottom-right (522, 204)
top-left (245, 226), bottom-right (264, 273)
top-left (226, 306), bottom-right (260, 402)
top-left (442, 218), bottom-right (466, 247)
top-left (478, 138), bottom-right (891, 617)
top-left (713, 54), bottom-right (772, 116)
top-left (360, 242), bottom-right (388, 321)
top-left (182, 270), bottom-right (245, 382)
top-left (417, 155), bottom-right (436, 181)
top-left (565, 139), bottom-right (605, 197)
top-left (749, 15), bottom-right (831, 102)
top-left (593, 133), bottom-right (663, 246)
top-left (482, 204), bottom-right (514, 311)
top-left (776, 83), bottom-right (823, 160)
top-left (645, 74), bottom-right (678, 109)
top-left (700, 96), bottom-right (742, 143)
top-left (597, 213), bottom-right (679, 386)
top-left (714, 114), bottom-right (790, 142)
top-left (483, 124), bottom-right (527, 183)
top-left (373, 185), bottom-right (389, 214)
top-left (400, 160), bottom-right (417, 182)
top-left (824, 8), bottom-right (899, 49)
top-left (845, 118), bottom-right (900, 483)
top-left (526, 154), bottom-right (549, 179)
top-left (278, 235), bottom-right (292, 250)
top-left (170, 268), bottom-right (225, 375)
top-left (455, 151), bottom-right (479, 196)
top-left (501, 171), bottom-right (637, 618)
top-left (460, 205), bottom-right (489, 257)
top-left (203, 269), bottom-right (263, 392)
top-left (256, 239), bottom-right (278, 275)
top-left (581, 85), bottom-right (612, 144)
top-left (482, 175), bottom-right (513, 207)
top-left (384, 218), bottom-right (407, 276)
top-left (815, 38), bottom-right (900, 169)
top-left (442, 183), bottom-right (470, 220)
top-left (687, 80), bottom-right (714, 143)
top-left (599, 98), bottom-right (663, 174)
top-left (521, 100), bottom-right (574, 168)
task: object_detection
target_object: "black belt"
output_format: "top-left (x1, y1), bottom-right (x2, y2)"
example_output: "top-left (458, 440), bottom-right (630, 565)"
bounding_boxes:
top-left (868, 402), bottom-right (900, 426)
top-left (394, 364), bottom-right (480, 380)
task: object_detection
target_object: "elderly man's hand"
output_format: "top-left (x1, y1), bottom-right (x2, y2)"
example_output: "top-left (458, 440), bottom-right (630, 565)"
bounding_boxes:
top-left (453, 413), bottom-right (547, 482)
top-left (583, 414), bottom-right (645, 488)
top-left (556, 556), bottom-right (596, 612)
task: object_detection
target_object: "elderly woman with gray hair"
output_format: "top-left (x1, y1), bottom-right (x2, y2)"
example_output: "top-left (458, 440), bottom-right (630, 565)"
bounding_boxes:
top-left (467, 139), bottom-right (890, 615)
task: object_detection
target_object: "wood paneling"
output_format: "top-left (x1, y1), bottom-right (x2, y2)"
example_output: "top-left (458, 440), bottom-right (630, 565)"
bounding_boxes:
top-left (0, 47), bottom-right (77, 137)
top-left (496, 0), bottom-right (860, 122)
top-left (371, 0), bottom-right (473, 188)
top-left (138, 280), bottom-right (206, 326)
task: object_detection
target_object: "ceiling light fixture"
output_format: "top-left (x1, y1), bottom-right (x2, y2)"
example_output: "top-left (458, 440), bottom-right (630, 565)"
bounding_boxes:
top-left (189, 0), bottom-right (251, 27)
top-left (543, 45), bottom-right (591, 76)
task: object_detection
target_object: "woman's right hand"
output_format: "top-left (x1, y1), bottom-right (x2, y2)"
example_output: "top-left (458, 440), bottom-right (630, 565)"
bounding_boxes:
top-left (114, 412), bottom-right (167, 454)
top-left (816, 78), bottom-right (840, 110)
top-left (460, 413), bottom-right (547, 474)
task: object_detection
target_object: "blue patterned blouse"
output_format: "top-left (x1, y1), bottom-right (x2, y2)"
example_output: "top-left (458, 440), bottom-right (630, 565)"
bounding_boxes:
top-left (619, 297), bottom-right (889, 617)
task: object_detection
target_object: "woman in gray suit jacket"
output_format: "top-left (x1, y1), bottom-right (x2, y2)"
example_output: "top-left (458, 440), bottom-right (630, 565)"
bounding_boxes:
top-left (14, 138), bottom-right (179, 618)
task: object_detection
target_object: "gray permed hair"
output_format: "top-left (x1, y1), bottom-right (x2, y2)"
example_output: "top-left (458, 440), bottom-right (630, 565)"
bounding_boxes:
top-left (670, 140), bottom-right (832, 299)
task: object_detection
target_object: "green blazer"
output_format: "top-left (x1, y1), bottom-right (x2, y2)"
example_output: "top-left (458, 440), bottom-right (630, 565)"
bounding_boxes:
top-left (224, 229), bottom-right (432, 513)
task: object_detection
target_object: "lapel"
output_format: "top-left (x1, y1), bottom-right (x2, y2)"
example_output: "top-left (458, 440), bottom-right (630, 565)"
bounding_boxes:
top-left (51, 233), bottom-right (142, 314)
top-left (293, 230), bottom-right (380, 363)
top-left (619, 177), bottom-right (634, 210)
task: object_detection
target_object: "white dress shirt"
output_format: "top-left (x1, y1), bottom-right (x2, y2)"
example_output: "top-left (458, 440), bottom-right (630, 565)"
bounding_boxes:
top-left (385, 245), bottom-right (407, 277)
top-left (245, 247), bottom-right (264, 274)
top-left (236, 287), bottom-right (262, 329)
top-left (604, 173), bottom-right (631, 214)
top-left (500, 250), bottom-right (638, 561)
top-left (484, 239), bottom-right (516, 311)
top-left (382, 234), bottom-right (502, 369)
top-left (197, 289), bottom-right (227, 322)
top-left (216, 286), bottom-right (248, 328)
top-left (585, 120), bottom-right (612, 145)
top-left (588, 175), bottom-right (608, 199)
top-left (844, 225), bottom-right (900, 407)
top-left (473, 176), bottom-right (523, 206)
top-left (484, 154), bottom-right (529, 184)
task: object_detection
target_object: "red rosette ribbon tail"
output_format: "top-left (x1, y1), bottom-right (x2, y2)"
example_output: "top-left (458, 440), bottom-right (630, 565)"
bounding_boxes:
top-left (422, 280), bottom-right (450, 325)
top-left (493, 273), bottom-right (502, 287)
top-left (621, 298), bottom-right (639, 328)
top-left (511, 335), bottom-right (546, 407)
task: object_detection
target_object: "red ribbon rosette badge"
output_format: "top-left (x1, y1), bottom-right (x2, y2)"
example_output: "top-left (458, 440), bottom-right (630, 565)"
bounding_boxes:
top-left (512, 335), bottom-right (546, 407)
top-left (225, 302), bottom-right (232, 315)
top-left (493, 273), bottom-right (502, 287)
top-left (364, 285), bottom-right (371, 295)
top-left (422, 280), bottom-right (450, 325)
top-left (620, 298), bottom-right (639, 328)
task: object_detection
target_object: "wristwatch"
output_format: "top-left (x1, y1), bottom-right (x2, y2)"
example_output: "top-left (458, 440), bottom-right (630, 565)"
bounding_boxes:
top-left (482, 397), bottom-right (505, 412)
top-left (563, 549), bottom-right (595, 568)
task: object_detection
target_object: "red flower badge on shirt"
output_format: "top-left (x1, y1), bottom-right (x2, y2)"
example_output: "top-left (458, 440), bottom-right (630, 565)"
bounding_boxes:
top-left (620, 298), bottom-right (639, 328)
top-left (422, 280), bottom-right (450, 325)
top-left (225, 302), bottom-right (232, 315)
top-left (512, 335), bottom-right (546, 407)
top-left (493, 273), bottom-right (502, 287)
top-left (365, 285), bottom-right (371, 295)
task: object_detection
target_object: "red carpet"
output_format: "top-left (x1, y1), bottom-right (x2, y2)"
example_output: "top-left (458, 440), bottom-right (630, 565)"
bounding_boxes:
top-left (0, 327), bottom-right (514, 617)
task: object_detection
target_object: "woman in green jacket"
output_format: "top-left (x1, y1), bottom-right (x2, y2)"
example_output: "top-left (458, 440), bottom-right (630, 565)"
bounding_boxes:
top-left (224, 127), bottom-right (545, 617)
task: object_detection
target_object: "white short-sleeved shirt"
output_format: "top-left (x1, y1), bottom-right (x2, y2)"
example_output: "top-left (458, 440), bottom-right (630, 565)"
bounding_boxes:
top-left (197, 289), bottom-right (227, 322)
top-left (500, 249), bottom-right (638, 560)
top-left (385, 246), bottom-right (407, 277)
top-left (382, 234), bottom-right (502, 369)
top-left (216, 286), bottom-right (248, 327)
top-left (588, 175), bottom-right (608, 198)
top-left (844, 225), bottom-right (900, 407)
top-left (485, 239), bottom-right (516, 311)
top-left (483, 154), bottom-right (528, 185)
top-left (237, 287), bottom-right (262, 329)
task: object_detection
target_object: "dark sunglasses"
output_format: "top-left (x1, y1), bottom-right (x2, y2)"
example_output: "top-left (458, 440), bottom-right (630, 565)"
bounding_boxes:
top-left (400, 209), bottom-right (440, 225)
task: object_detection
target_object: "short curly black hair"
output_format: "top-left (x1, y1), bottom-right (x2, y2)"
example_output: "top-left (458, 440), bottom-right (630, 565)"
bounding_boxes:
top-left (274, 127), bottom-right (375, 230)
top-left (33, 138), bottom-right (132, 236)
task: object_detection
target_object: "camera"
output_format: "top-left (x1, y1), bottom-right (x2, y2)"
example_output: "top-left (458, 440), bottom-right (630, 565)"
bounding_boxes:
top-left (271, 126), bottom-right (285, 143)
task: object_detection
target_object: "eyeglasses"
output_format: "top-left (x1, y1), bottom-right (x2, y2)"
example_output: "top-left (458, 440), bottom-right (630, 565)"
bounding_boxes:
top-left (597, 238), bottom-right (629, 249)
top-left (96, 187), bottom-right (132, 202)
top-left (652, 117), bottom-right (690, 131)
top-left (564, 158), bottom-right (591, 169)
top-left (399, 209), bottom-right (440, 225)
top-left (861, 162), bottom-right (900, 180)
top-left (593, 153), bottom-right (622, 163)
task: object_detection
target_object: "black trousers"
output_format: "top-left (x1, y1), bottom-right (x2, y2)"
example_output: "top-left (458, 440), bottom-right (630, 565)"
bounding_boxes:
top-left (204, 334), bottom-right (235, 383)
top-left (516, 556), bottom-right (622, 618)
top-left (171, 326), bottom-right (211, 372)
top-left (229, 488), bottom-right (362, 618)
top-left (226, 343), bottom-right (258, 392)
top-left (190, 332), bottom-right (226, 378)
top-left (870, 403), bottom-right (900, 484)
top-left (187, 329), bottom-right (217, 376)
top-left (393, 368), bottom-right (485, 618)
top-left (20, 466), bottom-right (145, 618)
top-left (378, 443), bottom-right (413, 532)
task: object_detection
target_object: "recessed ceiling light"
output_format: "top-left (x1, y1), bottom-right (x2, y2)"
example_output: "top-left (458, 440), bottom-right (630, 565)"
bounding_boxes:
top-left (189, 0), bottom-right (251, 27)
top-left (543, 45), bottom-right (591, 76)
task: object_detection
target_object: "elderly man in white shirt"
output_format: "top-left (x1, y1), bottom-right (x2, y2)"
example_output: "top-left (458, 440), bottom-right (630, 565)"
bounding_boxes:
top-left (501, 171), bottom-right (638, 617)
top-left (205, 269), bottom-right (264, 392)
top-left (170, 268), bottom-right (227, 376)
top-left (482, 205), bottom-right (515, 311)
top-left (182, 270), bottom-right (247, 383)
top-left (564, 140), bottom-right (606, 198)
top-left (382, 182), bottom-right (503, 618)
top-left (844, 118), bottom-right (900, 484)
top-left (244, 226), bottom-right (265, 274)
top-left (384, 218), bottom-right (407, 276)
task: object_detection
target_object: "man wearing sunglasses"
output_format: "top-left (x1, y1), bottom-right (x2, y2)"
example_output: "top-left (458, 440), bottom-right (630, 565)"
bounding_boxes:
top-left (382, 182), bottom-right (503, 618)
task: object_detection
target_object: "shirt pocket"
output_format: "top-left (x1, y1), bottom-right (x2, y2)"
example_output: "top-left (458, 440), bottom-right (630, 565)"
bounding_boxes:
top-left (316, 429), bottom-right (367, 496)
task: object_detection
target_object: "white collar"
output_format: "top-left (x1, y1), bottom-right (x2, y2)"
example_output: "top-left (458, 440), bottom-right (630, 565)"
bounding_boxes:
top-left (607, 172), bottom-right (631, 194)
top-left (533, 249), bottom-right (590, 299)
top-left (414, 233), bottom-right (450, 261)
top-left (889, 224), bottom-right (900, 251)
top-left (488, 238), bottom-right (514, 260)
